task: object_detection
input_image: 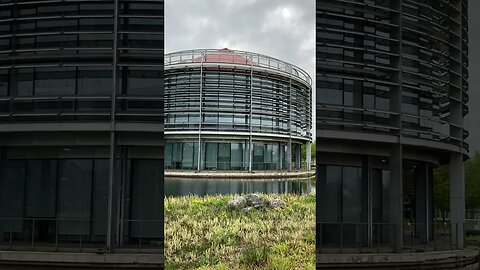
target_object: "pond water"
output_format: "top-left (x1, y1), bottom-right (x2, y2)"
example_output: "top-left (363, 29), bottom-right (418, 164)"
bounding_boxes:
top-left (165, 177), bottom-right (316, 197)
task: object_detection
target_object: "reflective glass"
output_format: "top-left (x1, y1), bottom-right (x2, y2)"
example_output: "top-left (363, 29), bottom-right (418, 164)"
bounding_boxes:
top-left (57, 160), bottom-right (93, 235)
top-left (25, 160), bottom-right (57, 218)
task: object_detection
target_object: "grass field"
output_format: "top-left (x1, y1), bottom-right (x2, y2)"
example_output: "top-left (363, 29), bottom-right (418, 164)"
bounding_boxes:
top-left (164, 193), bottom-right (315, 270)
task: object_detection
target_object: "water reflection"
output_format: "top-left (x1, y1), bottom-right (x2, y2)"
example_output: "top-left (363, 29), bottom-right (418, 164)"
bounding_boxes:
top-left (165, 177), bottom-right (316, 197)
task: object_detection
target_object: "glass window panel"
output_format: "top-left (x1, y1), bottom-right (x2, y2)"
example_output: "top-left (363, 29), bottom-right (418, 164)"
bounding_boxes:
top-left (0, 69), bottom-right (8, 96)
top-left (0, 160), bottom-right (26, 233)
top-left (130, 159), bottom-right (163, 238)
top-left (77, 68), bottom-right (112, 96)
top-left (205, 143), bottom-right (218, 169)
top-left (92, 159), bottom-right (109, 236)
top-left (318, 165), bottom-right (341, 222)
top-left (126, 67), bottom-right (163, 95)
top-left (25, 160), bottom-right (57, 218)
top-left (35, 67), bottom-right (76, 96)
top-left (182, 142), bottom-right (194, 169)
top-left (79, 18), bottom-right (112, 31)
top-left (122, 33), bottom-right (162, 48)
top-left (342, 166), bottom-right (362, 222)
top-left (218, 143), bottom-right (230, 170)
top-left (16, 68), bottom-right (34, 96)
top-left (231, 143), bottom-right (243, 170)
top-left (79, 33), bottom-right (113, 47)
top-left (165, 143), bottom-right (172, 168)
top-left (57, 160), bottom-right (93, 235)
top-left (253, 144), bottom-right (265, 170)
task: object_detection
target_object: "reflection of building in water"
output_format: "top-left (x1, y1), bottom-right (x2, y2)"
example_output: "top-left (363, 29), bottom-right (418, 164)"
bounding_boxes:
top-left (164, 48), bottom-right (313, 171)
top-left (164, 178), bottom-right (316, 197)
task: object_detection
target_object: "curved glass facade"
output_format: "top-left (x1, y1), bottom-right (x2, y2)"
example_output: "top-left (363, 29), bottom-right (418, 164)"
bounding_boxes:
top-left (317, 0), bottom-right (468, 151)
top-left (317, 0), bottom-right (469, 252)
top-left (0, 0), bottom-right (164, 253)
top-left (165, 49), bottom-right (312, 171)
top-left (0, 0), bottom-right (164, 122)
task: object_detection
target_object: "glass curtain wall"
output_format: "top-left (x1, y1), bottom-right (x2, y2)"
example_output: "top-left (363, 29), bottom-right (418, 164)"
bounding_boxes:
top-left (0, 158), bottom-right (161, 245)
top-left (318, 164), bottom-right (390, 246)
top-left (165, 141), bottom-right (285, 171)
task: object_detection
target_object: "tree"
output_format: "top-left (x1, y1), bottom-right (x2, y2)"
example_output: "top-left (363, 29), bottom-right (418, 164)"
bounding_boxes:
top-left (433, 151), bottom-right (480, 219)
top-left (301, 140), bottom-right (316, 162)
top-left (465, 151), bottom-right (480, 217)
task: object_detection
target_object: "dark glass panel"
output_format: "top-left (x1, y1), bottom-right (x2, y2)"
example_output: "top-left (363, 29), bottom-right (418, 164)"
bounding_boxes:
top-left (122, 33), bottom-right (162, 48)
top-left (231, 143), bottom-right (243, 170)
top-left (79, 18), bottom-right (113, 32)
top-left (126, 67), bottom-right (163, 95)
top-left (253, 144), bottom-right (264, 170)
top-left (92, 159), bottom-right (109, 236)
top-left (57, 160), bottom-right (93, 235)
top-left (34, 67), bottom-right (76, 96)
top-left (16, 68), bottom-right (34, 96)
top-left (25, 160), bottom-right (57, 218)
top-left (217, 143), bottom-right (230, 170)
top-left (205, 143), bottom-right (218, 170)
top-left (0, 160), bottom-right (26, 234)
top-left (181, 142), bottom-right (194, 169)
top-left (79, 33), bottom-right (113, 48)
top-left (342, 166), bottom-right (362, 222)
top-left (130, 159), bottom-right (163, 238)
top-left (0, 69), bottom-right (8, 96)
top-left (77, 67), bottom-right (112, 96)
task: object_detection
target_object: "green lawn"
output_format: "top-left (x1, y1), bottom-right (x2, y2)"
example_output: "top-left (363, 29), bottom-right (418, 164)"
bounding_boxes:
top-left (164, 193), bottom-right (315, 270)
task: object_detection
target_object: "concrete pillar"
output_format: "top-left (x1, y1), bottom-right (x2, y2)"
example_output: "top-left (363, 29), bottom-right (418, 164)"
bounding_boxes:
top-left (248, 140), bottom-right (253, 172)
top-left (287, 139), bottom-right (292, 172)
top-left (389, 144), bottom-right (403, 252)
top-left (450, 152), bottom-right (465, 249)
top-left (295, 144), bottom-right (301, 170)
top-left (243, 140), bottom-right (248, 171)
top-left (306, 141), bottom-right (311, 171)
top-left (279, 142), bottom-right (283, 170)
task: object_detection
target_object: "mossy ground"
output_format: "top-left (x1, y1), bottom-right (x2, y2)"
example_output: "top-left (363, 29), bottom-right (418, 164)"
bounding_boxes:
top-left (164, 193), bottom-right (315, 270)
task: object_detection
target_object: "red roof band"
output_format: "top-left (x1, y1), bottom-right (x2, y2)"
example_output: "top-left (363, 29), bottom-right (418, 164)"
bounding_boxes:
top-left (193, 48), bottom-right (254, 65)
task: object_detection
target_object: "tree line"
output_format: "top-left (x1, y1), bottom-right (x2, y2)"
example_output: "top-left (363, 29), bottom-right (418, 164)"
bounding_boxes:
top-left (434, 151), bottom-right (480, 218)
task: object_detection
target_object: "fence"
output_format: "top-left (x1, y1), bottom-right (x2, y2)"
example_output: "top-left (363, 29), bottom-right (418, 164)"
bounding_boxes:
top-left (0, 218), bottom-right (163, 253)
top-left (317, 222), bottom-right (464, 254)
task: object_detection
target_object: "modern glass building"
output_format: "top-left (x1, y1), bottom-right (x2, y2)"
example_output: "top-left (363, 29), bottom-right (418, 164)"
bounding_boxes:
top-left (0, 0), bottom-right (164, 253)
top-left (164, 48), bottom-right (313, 171)
top-left (317, 0), bottom-right (469, 251)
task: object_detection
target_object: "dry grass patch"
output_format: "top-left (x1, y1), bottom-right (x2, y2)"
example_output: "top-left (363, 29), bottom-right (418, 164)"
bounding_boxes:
top-left (165, 193), bottom-right (315, 269)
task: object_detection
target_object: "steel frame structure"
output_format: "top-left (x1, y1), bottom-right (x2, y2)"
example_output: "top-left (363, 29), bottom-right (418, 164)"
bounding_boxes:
top-left (164, 49), bottom-right (313, 171)
top-left (0, 0), bottom-right (164, 253)
top-left (317, 0), bottom-right (469, 252)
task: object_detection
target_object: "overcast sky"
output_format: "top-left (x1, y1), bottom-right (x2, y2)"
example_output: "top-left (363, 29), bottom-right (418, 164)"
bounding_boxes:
top-left (165, 0), bottom-right (478, 154)
top-left (467, 0), bottom-right (480, 155)
top-left (165, 0), bottom-right (316, 135)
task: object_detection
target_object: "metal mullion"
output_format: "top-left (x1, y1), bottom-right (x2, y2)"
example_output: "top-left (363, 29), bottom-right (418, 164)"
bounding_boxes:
top-left (106, 0), bottom-right (118, 253)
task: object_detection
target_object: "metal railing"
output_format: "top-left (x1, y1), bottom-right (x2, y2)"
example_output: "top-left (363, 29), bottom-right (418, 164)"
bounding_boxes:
top-left (165, 49), bottom-right (312, 87)
top-left (317, 222), bottom-right (464, 254)
top-left (0, 218), bottom-right (163, 253)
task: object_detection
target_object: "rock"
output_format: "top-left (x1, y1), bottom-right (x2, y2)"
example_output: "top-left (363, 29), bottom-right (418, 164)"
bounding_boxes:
top-left (227, 197), bottom-right (247, 210)
top-left (267, 198), bottom-right (286, 208)
top-left (245, 193), bottom-right (267, 209)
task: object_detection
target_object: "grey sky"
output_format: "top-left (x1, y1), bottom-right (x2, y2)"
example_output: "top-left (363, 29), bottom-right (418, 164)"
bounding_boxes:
top-left (467, 0), bottom-right (480, 155)
top-left (165, 0), bottom-right (316, 135)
